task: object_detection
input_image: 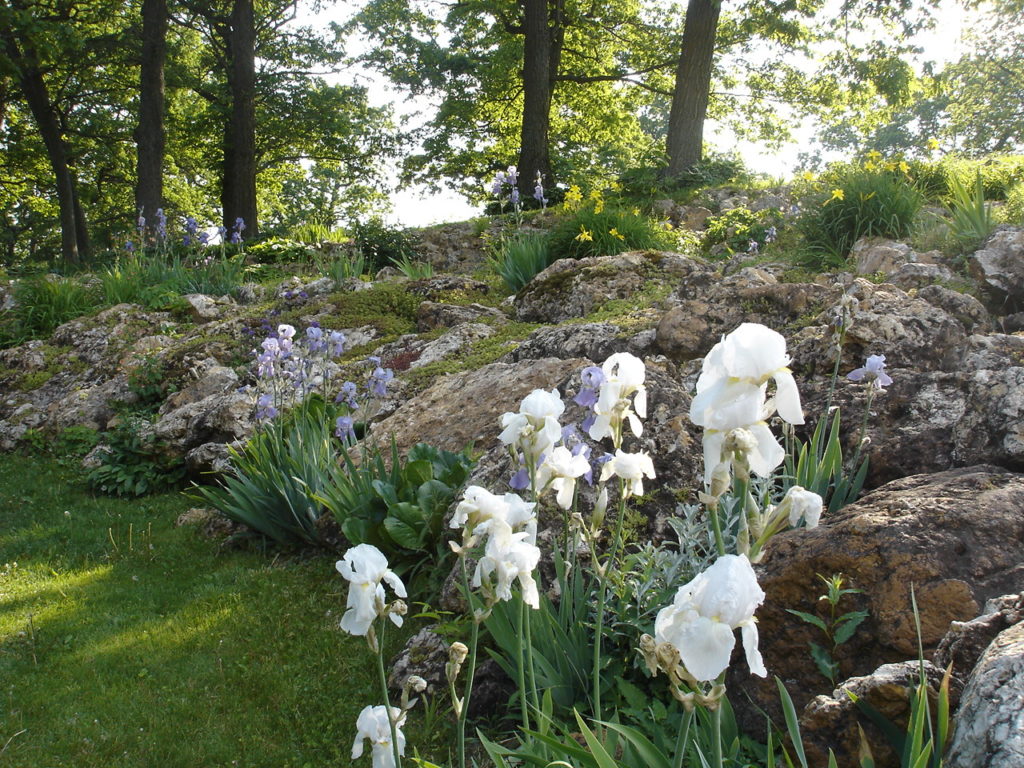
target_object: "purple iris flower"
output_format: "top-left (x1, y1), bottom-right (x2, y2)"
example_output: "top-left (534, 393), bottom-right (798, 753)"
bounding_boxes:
top-left (574, 366), bottom-right (604, 408)
top-left (185, 216), bottom-right (198, 234)
top-left (230, 231), bottom-right (242, 244)
top-left (847, 354), bottom-right (893, 389)
top-left (369, 366), bottom-right (394, 397)
top-left (509, 467), bottom-right (530, 491)
top-left (125, 240), bottom-right (135, 252)
top-left (748, 239), bottom-right (759, 254)
top-left (765, 226), bottom-right (777, 243)
top-left (198, 231), bottom-right (210, 246)
top-left (335, 415), bottom-right (356, 443)
top-left (155, 208), bottom-right (167, 239)
top-left (234, 217), bottom-right (246, 233)
top-left (328, 331), bottom-right (346, 357)
top-left (510, 188), bottom-right (520, 206)
top-left (335, 380), bottom-right (358, 409)
top-left (255, 393), bottom-right (278, 421)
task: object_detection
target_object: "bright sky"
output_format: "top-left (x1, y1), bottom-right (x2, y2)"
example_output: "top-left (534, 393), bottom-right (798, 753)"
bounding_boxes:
top-left (301, 0), bottom-right (970, 227)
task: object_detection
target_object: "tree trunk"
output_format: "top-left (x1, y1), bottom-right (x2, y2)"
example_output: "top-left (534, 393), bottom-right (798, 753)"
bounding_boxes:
top-left (516, 0), bottom-right (555, 197)
top-left (0, 23), bottom-right (87, 263)
top-left (221, 0), bottom-right (258, 238)
top-left (135, 0), bottom-right (168, 227)
top-left (665, 0), bottom-right (722, 177)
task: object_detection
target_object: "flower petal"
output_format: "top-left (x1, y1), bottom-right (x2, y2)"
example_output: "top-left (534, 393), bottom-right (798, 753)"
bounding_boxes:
top-left (676, 615), bottom-right (736, 682)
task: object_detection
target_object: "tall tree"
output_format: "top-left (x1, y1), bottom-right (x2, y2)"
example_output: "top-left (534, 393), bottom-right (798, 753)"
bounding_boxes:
top-left (135, 0), bottom-right (168, 226)
top-left (222, 0), bottom-right (257, 236)
top-left (0, 1), bottom-right (90, 262)
top-left (664, 0), bottom-right (720, 176)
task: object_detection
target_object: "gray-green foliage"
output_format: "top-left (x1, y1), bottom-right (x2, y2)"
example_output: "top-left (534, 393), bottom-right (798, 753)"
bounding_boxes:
top-left (190, 405), bottom-right (336, 546)
top-left (489, 231), bottom-right (552, 292)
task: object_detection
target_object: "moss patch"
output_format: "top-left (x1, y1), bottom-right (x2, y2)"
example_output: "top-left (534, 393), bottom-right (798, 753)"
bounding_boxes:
top-left (403, 321), bottom-right (542, 390)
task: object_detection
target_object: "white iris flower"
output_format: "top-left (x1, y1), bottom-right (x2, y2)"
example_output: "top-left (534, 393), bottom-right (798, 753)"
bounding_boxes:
top-left (336, 544), bottom-right (407, 637)
top-left (654, 554), bottom-right (767, 682)
top-left (351, 704), bottom-right (406, 768)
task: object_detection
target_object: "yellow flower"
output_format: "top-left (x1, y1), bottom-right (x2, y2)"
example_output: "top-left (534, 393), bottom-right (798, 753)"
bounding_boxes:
top-left (927, 138), bottom-right (940, 151)
top-left (864, 160), bottom-right (878, 171)
top-left (801, 171), bottom-right (815, 181)
top-left (564, 184), bottom-right (583, 209)
top-left (884, 160), bottom-right (898, 172)
top-left (631, 207), bottom-right (641, 216)
top-left (663, 221), bottom-right (674, 231)
top-left (827, 188), bottom-right (845, 203)
top-left (609, 228), bottom-right (625, 241)
top-left (575, 227), bottom-right (593, 242)
top-left (589, 190), bottom-right (604, 214)
top-left (867, 150), bottom-right (882, 161)
top-left (898, 160), bottom-right (910, 173)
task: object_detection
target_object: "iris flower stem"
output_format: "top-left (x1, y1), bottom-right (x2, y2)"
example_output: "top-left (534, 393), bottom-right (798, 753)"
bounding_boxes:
top-left (712, 699), bottom-right (724, 768)
top-left (851, 384), bottom-right (875, 474)
top-left (672, 707), bottom-right (695, 768)
top-left (457, 559), bottom-right (480, 768)
top-left (517, 595), bottom-right (530, 733)
top-left (709, 500), bottom-right (727, 559)
top-left (821, 325), bottom-right (847, 462)
top-left (591, 478), bottom-right (628, 731)
top-left (374, 617), bottom-right (402, 768)
top-left (525, 601), bottom-right (540, 726)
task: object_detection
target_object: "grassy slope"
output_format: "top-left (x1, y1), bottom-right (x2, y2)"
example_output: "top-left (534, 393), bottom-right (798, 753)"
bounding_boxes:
top-left (0, 454), bottom-right (439, 767)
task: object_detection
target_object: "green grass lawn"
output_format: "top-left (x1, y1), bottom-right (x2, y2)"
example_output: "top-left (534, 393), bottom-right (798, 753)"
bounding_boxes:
top-left (0, 454), bottom-right (445, 767)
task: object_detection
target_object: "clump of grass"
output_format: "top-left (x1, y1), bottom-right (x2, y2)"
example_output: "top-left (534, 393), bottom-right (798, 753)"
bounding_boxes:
top-left (547, 206), bottom-right (676, 262)
top-left (6, 275), bottom-right (98, 343)
top-left (489, 231), bottom-right (551, 292)
top-left (799, 167), bottom-right (925, 266)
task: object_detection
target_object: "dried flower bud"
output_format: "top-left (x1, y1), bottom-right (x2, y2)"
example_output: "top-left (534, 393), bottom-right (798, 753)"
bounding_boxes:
top-left (449, 642), bottom-right (469, 666)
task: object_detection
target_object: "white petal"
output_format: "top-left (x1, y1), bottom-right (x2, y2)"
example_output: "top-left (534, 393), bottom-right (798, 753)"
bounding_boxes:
top-left (382, 569), bottom-right (407, 599)
top-left (634, 387), bottom-right (647, 419)
top-left (773, 369), bottom-right (804, 425)
top-left (741, 621), bottom-right (767, 677)
top-left (702, 431), bottom-right (726, 485)
top-left (676, 615), bottom-right (736, 682)
top-left (746, 422), bottom-right (785, 478)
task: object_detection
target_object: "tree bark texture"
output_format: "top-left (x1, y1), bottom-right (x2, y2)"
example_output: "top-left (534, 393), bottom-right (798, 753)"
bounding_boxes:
top-left (665, 0), bottom-right (721, 176)
top-left (135, 0), bottom-right (168, 227)
top-left (516, 0), bottom-right (559, 196)
top-left (0, 18), bottom-right (87, 262)
top-left (221, 0), bottom-right (258, 237)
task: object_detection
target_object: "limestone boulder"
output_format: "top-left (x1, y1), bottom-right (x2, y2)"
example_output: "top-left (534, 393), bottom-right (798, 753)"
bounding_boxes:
top-left (154, 390), bottom-right (254, 453)
top-left (850, 238), bottom-right (941, 277)
top-left (732, 466), bottom-right (1024, 735)
top-left (368, 357), bottom-right (589, 454)
top-left (502, 323), bottom-right (654, 364)
top-left (514, 251), bottom-right (705, 324)
top-left (946, 620), bottom-right (1024, 768)
top-left (968, 227), bottom-right (1024, 313)
top-left (935, 594), bottom-right (1024, 680)
top-left (416, 301), bottom-right (507, 331)
top-left (799, 661), bottom-right (963, 768)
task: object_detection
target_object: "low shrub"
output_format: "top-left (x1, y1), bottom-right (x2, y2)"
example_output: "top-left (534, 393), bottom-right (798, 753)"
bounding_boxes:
top-left (489, 231), bottom-right (552, 292)
top-left (547, 206), bottom-right (676, 262)
top-left (349, 217), bottom-right (418, 274)
top-left (87, 416), bottom-right (187, 497)
top-left (1002, 181), bottom-right (1024, 224)
top-left (702, 207), bottom-right (784, 256)
top-left (316, 440), bottom-right (475, 589)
